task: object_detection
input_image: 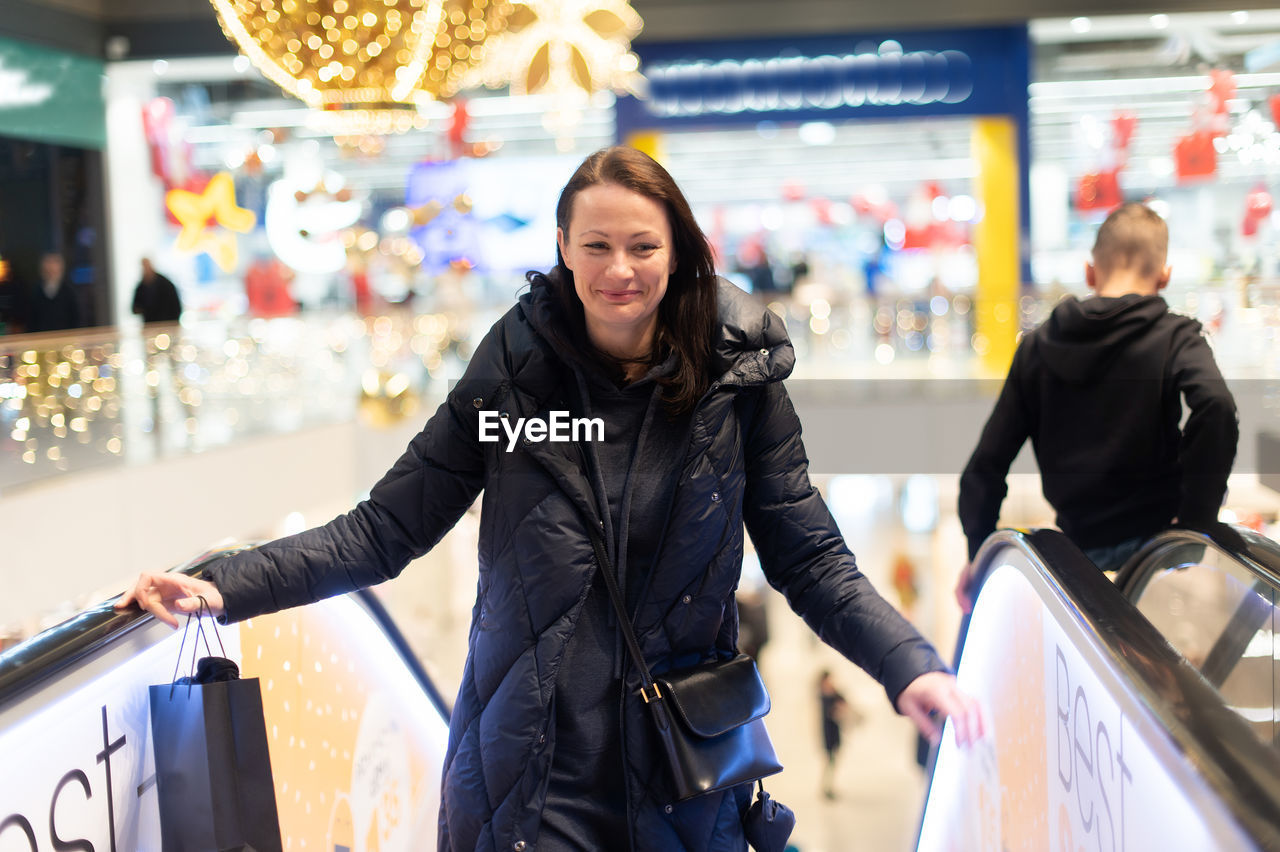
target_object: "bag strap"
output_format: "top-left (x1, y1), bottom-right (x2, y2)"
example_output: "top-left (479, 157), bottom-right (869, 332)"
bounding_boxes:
top-left (167, 595), bottom-right (229, 699)
top-left (195, 595), bottom-right (228, 657)
top-left (583, 521), bottom-right (664, 704)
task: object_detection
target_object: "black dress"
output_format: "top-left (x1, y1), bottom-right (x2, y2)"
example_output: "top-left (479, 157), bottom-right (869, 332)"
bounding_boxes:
top-left (540, 359), bottom-right (687, 850)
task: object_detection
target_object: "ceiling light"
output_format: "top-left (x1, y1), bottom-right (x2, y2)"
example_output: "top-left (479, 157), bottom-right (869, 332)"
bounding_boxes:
top-left (1070, 17), bottom-right (1092, 34)
top-left (798, 121), bottom-right (836, 146)
top-left (1150, 14), bottom-right (1170, 30)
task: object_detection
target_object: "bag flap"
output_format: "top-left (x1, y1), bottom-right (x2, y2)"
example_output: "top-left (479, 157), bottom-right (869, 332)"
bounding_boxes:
top-left (655, 654), bottom-right (770, 737)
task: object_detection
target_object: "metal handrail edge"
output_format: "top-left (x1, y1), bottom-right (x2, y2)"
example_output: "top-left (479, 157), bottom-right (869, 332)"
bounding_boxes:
top-left (0, 547), bottom-right (452, 724)
top-left (920, 527), bottom-right (1280, 852)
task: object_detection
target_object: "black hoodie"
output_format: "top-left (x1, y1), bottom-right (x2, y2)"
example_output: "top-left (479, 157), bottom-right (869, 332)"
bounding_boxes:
top-left (959, 294), bottom-right (1238, 559)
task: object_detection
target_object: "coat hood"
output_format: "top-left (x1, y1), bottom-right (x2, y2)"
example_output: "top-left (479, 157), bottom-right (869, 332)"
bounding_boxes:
top-left (712, 277), bottom-right (795, 384)
top-left (1035, 294), bottom-right (1169, 384)
top-left (519, 270), bottom-right (795, 387)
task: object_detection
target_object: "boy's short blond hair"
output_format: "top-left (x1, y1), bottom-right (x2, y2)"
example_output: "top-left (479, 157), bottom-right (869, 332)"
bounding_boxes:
top-left (1091, 203), bottom-right (1168, 280)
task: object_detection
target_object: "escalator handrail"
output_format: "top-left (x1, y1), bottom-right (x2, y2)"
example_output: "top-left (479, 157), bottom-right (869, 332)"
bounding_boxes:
top-left (0, 547), bottom-right (451, 723)
top-left (354, 587), bottom-right (452, 720)
top-left (0, 324), bottom-right (127, 349)
top-left (1115, 523), bottom-right (1280, 598)
top-left (964, 528), bottom-right (1280, 851)
top-left (0, 548), bottom-right (239, 712)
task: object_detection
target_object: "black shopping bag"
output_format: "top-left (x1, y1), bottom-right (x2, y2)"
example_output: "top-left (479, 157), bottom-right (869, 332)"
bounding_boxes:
top-left (149, 599), bottom-right (283, 852)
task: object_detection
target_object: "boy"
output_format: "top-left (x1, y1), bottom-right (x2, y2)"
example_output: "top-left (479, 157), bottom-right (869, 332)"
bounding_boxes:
top-left (955, 203), bottom-right (1238, 611)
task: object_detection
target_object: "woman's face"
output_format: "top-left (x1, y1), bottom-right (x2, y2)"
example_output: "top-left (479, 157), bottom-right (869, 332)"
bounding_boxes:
top-left (557, 182), bottom-right (676, 354)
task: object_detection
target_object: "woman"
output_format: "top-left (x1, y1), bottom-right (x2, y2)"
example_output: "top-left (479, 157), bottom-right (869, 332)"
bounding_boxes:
top-left (120, 146), bottom-right (982, 851)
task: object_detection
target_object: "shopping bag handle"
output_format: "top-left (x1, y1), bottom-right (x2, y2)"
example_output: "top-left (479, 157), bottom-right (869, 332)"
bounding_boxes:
top-left (168, 596), bottom-right (228, 699)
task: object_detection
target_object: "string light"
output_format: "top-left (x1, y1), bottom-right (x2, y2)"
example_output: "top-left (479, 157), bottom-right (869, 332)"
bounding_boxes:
top-left (2, 316), bottom-right (462, 481)
top-left (208, 0), bottom-right (512, 132)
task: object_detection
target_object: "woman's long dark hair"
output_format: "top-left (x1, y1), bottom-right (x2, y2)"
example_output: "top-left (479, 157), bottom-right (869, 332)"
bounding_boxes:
top-left (529, 146), bottom-right (717, 415)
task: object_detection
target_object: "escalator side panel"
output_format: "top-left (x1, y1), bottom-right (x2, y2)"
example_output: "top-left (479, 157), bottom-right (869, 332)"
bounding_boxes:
top-left (0, 594), bottom-right (448, 851)
top-left (239, 596), bottom-right (450, 849)
top-left (918, 558), bottom-right (1256, 852)
top-left (0, 622), bottom-right (182, 851)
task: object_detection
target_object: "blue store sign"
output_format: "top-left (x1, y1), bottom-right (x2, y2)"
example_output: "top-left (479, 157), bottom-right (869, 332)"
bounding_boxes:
top-left (616, 26), bottom-right (1032, 281)
top-left (616, 26), bottom-right (1029, 133)
top-left (643, 49), bottom-right (975, 117)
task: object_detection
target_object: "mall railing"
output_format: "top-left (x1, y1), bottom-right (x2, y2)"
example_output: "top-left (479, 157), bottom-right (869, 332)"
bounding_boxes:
top-left (0, 312), bottom-right (469, 494)
top-left (918, 528), bottom-right (1280, 852)
top-left (0, 547), bottom-right (451, 848)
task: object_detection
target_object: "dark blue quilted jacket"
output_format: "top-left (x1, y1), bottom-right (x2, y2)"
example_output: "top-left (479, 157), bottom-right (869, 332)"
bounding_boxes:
top-left (209, 276), bottom-right (947, 851)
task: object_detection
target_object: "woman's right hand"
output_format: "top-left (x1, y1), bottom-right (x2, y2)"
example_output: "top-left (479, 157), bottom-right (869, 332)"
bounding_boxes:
top-left (115, 571), bottom-right (225, 628)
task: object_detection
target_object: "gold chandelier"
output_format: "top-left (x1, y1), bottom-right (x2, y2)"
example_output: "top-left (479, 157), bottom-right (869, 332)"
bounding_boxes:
top-left (210, 0), bottom-right (512, 130)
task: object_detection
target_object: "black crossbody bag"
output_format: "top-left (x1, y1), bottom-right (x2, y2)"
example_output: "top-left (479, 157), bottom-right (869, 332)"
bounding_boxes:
top-left (583, 523), bottom-right (783, 801)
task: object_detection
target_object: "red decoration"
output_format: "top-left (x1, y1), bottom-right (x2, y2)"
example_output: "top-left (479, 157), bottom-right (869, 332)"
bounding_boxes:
top-left (810, 197), bottom-right (833, 226)
top-left (1246, 186), bottom-right (1273, 219)
top-left (1075, 169), bottom-right (1122, 212)
top-left (1174, 131), bottom-right (1217, 183)
top-left (901, 224), bottom-right (932, 250)
top-left (1243, 185), bottom-right (1273, 237)
top-left (781, 181), bottom-right (806, 202)
top-left (1208, 69), bottom-right (1236, 116)
top-left (1271, 94), bottom-right (1280, 131)
top-left (244, 257), bottom-right (297, 318)
top-left (448, 99), bottom-right (470, 159)
top-left (141, 98), bottom-right (174, 182)
top-left (1111, 112), bottom-right (1138, 153)
top-left (850, 193), bottom-right (897, 223)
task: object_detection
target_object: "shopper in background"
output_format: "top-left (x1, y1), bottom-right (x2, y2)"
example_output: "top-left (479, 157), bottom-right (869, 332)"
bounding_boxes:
top-left (132, 257), bottom-right (183, 325)
top-left (956, 202), bottom-right (1239, 611)
top-left (25, 252), bottom-right (83, 333)
top-left (120, 146), bottom-right (983, 852)
top-left (817, 669), bottom-right (860, 800)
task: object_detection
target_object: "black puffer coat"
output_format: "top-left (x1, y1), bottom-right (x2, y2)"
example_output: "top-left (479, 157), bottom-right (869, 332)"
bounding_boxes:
top-left (209, 276), bottom-right (947, 851)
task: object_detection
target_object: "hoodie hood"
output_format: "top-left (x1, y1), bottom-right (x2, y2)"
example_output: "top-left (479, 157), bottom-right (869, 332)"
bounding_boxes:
top-left (520, 270), bottom-right (794, 388)
top-left (1035, 294), bottom-right (1169, 383)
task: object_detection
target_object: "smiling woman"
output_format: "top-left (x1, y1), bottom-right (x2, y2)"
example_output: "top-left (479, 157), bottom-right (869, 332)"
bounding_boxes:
top-left (539, 145), bottom-right (719, 413)
top-left (119, 144), bottom-right (982, 852)
top-left (557, 182), bottom-right (676, 370)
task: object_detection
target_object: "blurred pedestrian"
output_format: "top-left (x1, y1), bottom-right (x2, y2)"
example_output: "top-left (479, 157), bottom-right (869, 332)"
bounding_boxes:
top-left (891, 552), bottom-right (919, 617)
top-left (818, 670), bottom-right (860, 799)
top-left (132, 257), bottom-right (183, 325)
top-left (26, 252), bottom-right (83, 332)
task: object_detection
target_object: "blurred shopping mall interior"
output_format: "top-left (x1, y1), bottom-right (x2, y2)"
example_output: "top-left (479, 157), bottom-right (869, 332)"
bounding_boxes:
top-left (2, 1), bottom-right (1280, 850)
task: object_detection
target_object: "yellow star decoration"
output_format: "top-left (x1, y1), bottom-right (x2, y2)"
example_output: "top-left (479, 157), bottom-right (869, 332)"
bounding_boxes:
top-left (165, 171), bottom-right (257, 272)
top-left (465, 0), bottom-right (644, 144)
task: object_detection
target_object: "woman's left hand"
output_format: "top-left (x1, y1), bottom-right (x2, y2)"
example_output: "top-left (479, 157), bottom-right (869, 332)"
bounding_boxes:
top-left (895, 671), bottom-right (985, 747)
